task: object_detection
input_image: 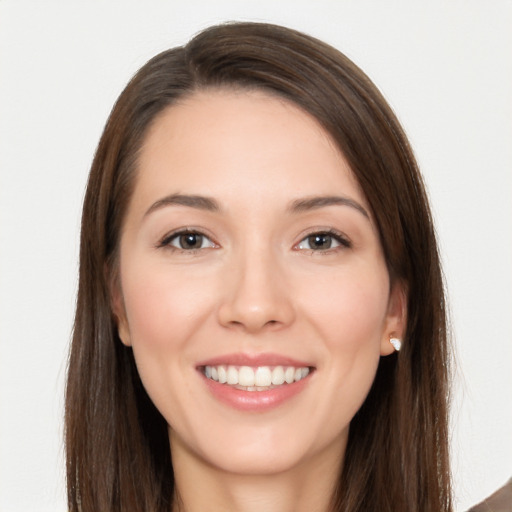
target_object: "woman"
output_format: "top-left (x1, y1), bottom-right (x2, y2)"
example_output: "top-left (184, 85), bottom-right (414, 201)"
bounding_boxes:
top-left (65, 22), bottom-right (452, 511)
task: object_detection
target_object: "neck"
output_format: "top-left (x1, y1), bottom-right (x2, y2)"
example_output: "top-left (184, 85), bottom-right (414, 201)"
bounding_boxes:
top-left (170, 432), bottom-right (346, 512)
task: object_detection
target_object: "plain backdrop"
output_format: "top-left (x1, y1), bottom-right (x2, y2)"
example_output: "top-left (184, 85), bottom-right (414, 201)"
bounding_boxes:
top-left (0, 2), bottom-right (511, 511)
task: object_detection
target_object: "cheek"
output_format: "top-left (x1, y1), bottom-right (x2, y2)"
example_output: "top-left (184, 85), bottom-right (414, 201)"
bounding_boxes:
top-left (299, 266), bottom-right (390, 349)
top-left (296, 266), bottom-right (389, 417)
top-left (121, 265), bottom-right (213, 351)
top-left (119, 264), bottom-right (216, 428)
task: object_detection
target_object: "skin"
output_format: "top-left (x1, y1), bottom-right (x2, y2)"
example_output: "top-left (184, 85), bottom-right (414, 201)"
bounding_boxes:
top-left (114, 89), bottom-right (405, 512)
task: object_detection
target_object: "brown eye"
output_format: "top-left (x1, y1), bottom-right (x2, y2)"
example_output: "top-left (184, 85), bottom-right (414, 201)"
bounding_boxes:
top-left (178, 233), bottom-right (204, 249)
top-left (296, 231), bottom-right (350, 251)
top-left (307, 233), bottom-right (333, 250)
top-left (162, 231), bottom-right (216, 251)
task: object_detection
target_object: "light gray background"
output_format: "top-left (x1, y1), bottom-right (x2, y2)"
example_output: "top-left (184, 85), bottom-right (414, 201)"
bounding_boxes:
top-left (1, 2), bottom-right (511, 511)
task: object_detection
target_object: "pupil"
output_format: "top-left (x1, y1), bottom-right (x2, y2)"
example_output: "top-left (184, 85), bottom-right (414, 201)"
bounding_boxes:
top-left (309, 234), bottom-right (331, 249)
top-left (180, 233), bottom-right (202, 249)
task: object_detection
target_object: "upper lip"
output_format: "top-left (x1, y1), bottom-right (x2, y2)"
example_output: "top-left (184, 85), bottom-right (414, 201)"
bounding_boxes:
top-left (196, 352), bottom-right (314, 368)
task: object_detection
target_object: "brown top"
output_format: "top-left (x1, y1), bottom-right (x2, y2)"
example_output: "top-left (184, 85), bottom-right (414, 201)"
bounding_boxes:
top-left (467, 479), bottom-right (512, 512)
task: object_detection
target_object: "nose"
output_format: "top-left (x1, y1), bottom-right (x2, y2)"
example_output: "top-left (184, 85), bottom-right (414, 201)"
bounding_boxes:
top-left (217, 249), bottom-right (295, 334)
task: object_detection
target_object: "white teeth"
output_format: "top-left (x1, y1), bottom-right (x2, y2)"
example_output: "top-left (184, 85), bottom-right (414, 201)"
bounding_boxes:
top-left (203, 364), bottom-right (311, 390)
top-left (227, 366), bottom-right (238, 385)
top-left (238, 366), bottom-right (255, 386)
top-left (218, 365), bottom-right (227, 384)
top-left (255, 367), bottom-right (272, 387)
top-left (271, 366), bottom-right (285, 385)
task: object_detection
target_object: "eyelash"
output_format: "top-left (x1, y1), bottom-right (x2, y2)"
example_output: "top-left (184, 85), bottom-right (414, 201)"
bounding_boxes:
top-left (294, 228), bottom-right (352, 254)
top-left (157, 229), bottom-right (217, 254)
top-left (156, 228), bottom-right (352, 254)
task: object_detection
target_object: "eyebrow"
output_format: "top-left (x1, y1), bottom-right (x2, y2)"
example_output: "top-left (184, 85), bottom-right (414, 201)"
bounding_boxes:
top-left (288, 195), bottom-right (370, 219)
top-left (144, 193), bottom-right (369, 219)
top-left (144, 194), bottom-right (221, 217)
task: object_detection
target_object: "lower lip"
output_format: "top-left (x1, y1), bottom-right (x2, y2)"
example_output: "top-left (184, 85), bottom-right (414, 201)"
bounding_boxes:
top-left (201, 373), bottom-right (311, 412)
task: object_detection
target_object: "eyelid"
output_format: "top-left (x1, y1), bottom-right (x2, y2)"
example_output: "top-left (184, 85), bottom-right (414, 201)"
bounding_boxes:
top-left (294, 227), bottom-right (352, 251)
top-left (157, 227), bottom-right (218, 251)
top-left (155, 226), bottom-right (351, 253)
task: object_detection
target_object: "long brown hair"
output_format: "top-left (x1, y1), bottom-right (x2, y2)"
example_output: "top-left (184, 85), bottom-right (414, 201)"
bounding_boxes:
top-left (66, 22), bottom-right (452, 511)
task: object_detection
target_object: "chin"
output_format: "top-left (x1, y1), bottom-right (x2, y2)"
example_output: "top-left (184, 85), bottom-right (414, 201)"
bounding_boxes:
top-left (170, 418), bottom-right (348, 478)
top-left (205, 445), bottom-right (312, 476)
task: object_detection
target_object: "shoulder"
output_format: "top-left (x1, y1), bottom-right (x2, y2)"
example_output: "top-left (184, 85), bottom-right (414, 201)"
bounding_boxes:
top-left (467, 478), bottom-right (512, 512)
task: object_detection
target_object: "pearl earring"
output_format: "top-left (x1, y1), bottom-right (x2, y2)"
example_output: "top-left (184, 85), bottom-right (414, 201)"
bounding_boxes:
top-left (389, 337), bottom-right (402, 352)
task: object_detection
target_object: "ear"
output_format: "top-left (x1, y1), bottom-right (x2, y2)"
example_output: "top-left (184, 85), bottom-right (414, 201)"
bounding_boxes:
top-left (109, 271), bottom-right (132, 347)
top-left (380, 280), bottom-right (407, 356)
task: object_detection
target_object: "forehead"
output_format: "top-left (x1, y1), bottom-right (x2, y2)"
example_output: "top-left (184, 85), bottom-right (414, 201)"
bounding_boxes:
top-left (134, 89), bottom-right (367, 211)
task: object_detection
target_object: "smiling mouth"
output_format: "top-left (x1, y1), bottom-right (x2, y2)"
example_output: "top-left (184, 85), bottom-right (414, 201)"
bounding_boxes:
top-left (201, 365), bottom-right (312, 392)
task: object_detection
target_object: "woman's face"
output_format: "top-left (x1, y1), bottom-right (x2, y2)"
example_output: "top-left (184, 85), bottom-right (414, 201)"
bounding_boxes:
top-left (114, 90), bottom-right (404, 476)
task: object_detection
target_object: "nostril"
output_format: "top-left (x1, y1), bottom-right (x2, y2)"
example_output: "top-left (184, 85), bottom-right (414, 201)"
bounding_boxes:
top-left (263, 319), bottom-right (283, 330)
top-left (217, 294), bottom-right (295, 333)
